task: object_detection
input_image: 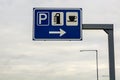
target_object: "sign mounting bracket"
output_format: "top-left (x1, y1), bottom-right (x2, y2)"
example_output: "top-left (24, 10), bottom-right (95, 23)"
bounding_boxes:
top-left (82, 24), bottom-right (115, 80)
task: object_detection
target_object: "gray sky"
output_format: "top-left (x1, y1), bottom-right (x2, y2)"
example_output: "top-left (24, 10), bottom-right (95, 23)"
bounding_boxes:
top-left (0, 0), bottom-right (120, 80)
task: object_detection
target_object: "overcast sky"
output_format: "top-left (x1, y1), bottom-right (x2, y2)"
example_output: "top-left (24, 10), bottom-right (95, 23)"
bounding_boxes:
top-left (0, 0), bottom-right (120, 80)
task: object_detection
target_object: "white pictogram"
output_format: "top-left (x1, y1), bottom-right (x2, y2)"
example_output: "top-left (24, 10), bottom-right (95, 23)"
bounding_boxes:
top-left (49, 28), bottom-right (66, 37)
top-left (66, 12), bottom-right (78, 26)
top-left (52, 12), bottom-right (64, 26)
top-left (38, 12), bottom-right (49, 26)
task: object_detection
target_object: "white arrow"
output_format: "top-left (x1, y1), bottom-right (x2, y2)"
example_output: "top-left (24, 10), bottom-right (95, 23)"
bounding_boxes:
top-left (49, 28), bottom-right (66, 37)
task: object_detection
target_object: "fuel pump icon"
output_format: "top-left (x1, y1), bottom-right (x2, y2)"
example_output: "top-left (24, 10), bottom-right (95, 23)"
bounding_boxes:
top-left (54, 13), bottom-right (60, 24)
top-left (52, 12), bottom-right (63, 26)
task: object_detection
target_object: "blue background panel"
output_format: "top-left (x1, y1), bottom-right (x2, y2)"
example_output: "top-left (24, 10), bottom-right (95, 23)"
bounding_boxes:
top-left (33, 8), bottom-right (82, 41)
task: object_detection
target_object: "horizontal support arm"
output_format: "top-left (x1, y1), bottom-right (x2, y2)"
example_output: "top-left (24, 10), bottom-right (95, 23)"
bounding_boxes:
top-left (82, 24), bottom-right (113, 30)
top-left (82, 24), bottom-right (115, 80)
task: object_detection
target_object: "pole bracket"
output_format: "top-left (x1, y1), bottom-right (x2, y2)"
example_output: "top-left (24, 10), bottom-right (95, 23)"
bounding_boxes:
top-left (82, 24), bottom-right (115, 80)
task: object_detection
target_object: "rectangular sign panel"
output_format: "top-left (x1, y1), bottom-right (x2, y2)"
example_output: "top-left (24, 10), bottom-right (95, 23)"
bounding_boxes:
top-left (33, 8), bottom-right (82, 41)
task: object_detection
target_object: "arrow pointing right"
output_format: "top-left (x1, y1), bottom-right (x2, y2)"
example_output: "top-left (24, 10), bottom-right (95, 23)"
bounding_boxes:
top-left (49, 28), bottom-right (66, 37)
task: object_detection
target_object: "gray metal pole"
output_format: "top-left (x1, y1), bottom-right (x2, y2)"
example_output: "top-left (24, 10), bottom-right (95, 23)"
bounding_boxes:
top-left (82, 24), bottom-right (115, 80)
top-left (104, 29), bottom-right (115, 80)
top-left (96, 50), bottom-right (99, 80)
top-left (80, 50), bottom-right (99, 80)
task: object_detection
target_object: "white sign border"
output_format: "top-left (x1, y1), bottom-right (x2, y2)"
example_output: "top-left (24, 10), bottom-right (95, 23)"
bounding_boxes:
top-left (33, 8), bottom-right (83, 41)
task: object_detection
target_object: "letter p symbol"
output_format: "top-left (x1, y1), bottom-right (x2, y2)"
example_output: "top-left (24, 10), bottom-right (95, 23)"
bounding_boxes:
top-left (38, 12), bottom-right (49, 26)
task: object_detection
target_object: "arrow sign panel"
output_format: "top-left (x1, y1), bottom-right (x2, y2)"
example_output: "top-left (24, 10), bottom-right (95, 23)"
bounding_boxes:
top-left (49, 29), bottom-right (66, 37)
top-left (33, 8), bottom-right (82, 41)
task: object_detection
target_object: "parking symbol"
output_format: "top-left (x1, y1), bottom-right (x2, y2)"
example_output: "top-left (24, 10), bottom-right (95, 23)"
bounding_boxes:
top-left (37, 12), bottom-right (49, 26)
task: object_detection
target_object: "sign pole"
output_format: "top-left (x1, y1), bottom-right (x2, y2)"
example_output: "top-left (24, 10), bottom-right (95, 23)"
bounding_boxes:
top-left (82, 24), bottom-right (115, 80)
top-left (104, 27), bottom-right (115, 80)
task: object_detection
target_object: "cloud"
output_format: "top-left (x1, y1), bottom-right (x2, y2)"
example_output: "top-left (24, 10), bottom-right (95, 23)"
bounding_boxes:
top-left (0, 0), bottom-right (120, 80)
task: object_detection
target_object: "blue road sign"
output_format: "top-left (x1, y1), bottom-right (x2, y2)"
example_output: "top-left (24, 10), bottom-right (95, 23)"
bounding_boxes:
top-left (33, 8), bottom-right (82, 41)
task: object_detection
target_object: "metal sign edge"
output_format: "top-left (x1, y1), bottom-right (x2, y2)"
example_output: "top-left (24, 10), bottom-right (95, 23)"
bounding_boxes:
top-left (32, 8), bottom-right (83, 41)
